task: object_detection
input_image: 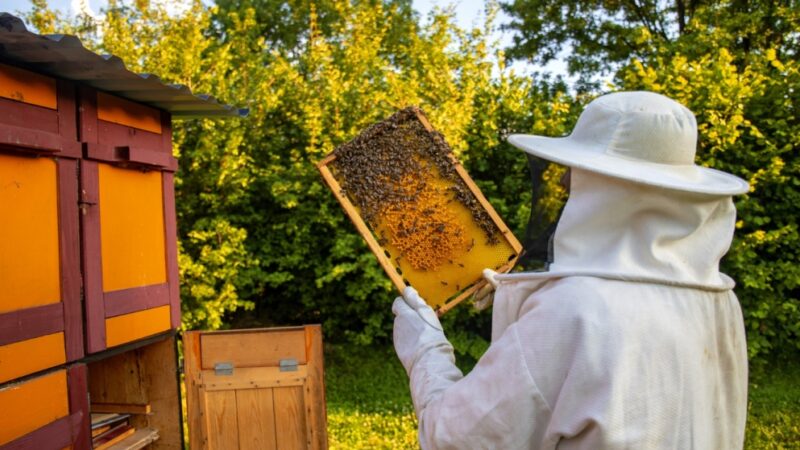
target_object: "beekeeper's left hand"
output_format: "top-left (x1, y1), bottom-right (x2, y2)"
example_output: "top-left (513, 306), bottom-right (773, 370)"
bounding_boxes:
top-left (392, 286), bottom-right (446, 374)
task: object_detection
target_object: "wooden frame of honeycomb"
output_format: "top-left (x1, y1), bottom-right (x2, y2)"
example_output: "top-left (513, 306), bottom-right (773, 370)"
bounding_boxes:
top-left (317, 107), bottom-right (522, 314)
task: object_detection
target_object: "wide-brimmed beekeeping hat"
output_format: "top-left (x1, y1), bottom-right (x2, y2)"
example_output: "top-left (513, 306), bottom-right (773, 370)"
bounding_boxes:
top-left (507, 91), bottom-right (749, 195)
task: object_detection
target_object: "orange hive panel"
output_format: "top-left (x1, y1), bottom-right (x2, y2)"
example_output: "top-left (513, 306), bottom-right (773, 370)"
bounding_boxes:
top-left (319, 107), bottom-right (521, 310)
top-left (0, 63), bottom-right (57, 109)
top-left (0, 154), bottom-right (61, 313)
top-left (99, 164), bottom-right (167, 292)
top-left (0, 369), bottom-right (69, 445)
top-left (97, 91), bottom-right (162, 134)
top-left (105, 305), bottom-right (171, 347)
top-left (0, 332), bottom-right (66, 384)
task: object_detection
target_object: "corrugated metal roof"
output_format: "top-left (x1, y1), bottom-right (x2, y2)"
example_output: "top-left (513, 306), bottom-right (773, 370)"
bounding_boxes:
top-left (0, 12), bottom-right (247, 119)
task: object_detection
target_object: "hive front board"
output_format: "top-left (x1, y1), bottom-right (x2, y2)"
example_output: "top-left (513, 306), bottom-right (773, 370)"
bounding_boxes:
top-left (318, 107), bottom-right (522, 313)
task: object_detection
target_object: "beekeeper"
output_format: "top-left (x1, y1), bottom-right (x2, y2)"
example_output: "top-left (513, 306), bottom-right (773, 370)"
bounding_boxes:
top-left (392, 91), bottom-right (749, 449)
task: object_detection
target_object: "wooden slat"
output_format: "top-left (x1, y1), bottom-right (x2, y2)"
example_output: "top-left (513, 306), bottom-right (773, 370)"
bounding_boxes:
top-left (80, 160), bottom-right (106, 353)
top-left (236, 388), bottom-right (277, 450)
top-left (103, 283), bottom-right (170, 318)
top-left (183, 332), bottom-right (206, 450)
top-left (105, 428), bottom-right (159, 450)
top-left (0, 64), bottom-right (57, 110)
top-left (67, 365), bottom-right (90, 450)
top-left (91, 403), bottom-right (151, 415)
top-left (199, 366), bottom-right (307, 392)
top-left (0, 303), bottom-right (64, 347)
top-left (273, 386), bottom-right (308, 450)
top-left (305, 325), bottom-right (328, 450)
top-left (162, 173), bottom-right (181, 329)
top-left (200, 329), bottom-right (307, 370)
top-left (95, 427), bottom-right (136, 450)
top-left (204, 390), bottom-right (239, 450)
top-left (97, 92), bottom-right (162, 134)
top-left (58, 159), bottom-right (84, 362)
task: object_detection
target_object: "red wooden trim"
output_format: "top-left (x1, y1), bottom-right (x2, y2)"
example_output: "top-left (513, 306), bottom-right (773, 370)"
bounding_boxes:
top-left (80, 160), bottom-right (106, 353)
top-left (0, 413), bottom-right (82, 450)
top-left (0, 123), bottom-right (81, 156)
top-left (67, 365), bottom-right (90, 450)
top-left (163, 172), bottom-right (181, 329)
top-left (84, 142), bottom-right (178, 171)
top-left (77, 85), bottom-right (98, 144)
top-left (58, 159), bottom-right (84, 362)
top-left (160, 111), bottom-right (172, 156)
top-left (104, 283), bottom-right (171, 318)
top-left (98, 120), bottom-right (163, 154)
top-left (55, 79), bottom-right (81, 158)
top-left (0, 303), bottom-right (64, 347)
top-left (0, 95), bottom-right (58, 134)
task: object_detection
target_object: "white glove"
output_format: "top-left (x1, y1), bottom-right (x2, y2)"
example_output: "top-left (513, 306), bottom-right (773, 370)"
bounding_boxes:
top-left (393, 286), bottom-right (446, 374)
top-left (471, 268), bottom-right (499, 311)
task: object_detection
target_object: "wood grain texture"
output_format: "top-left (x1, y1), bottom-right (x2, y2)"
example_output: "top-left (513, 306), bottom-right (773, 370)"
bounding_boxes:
top-left (105, 428), bottom-right (159, 450)
top-left (204, 390), bottom-right (240, 450)
top-left (90, 403), bottom-right (151, 415)
top-left (305, 325), bottom-right (328, 450)
top-left (58, 158), bottom-right (84, 362)
top-left (273, 386), bottom-right (308, 450)
top-left (236, 388), bottom-right (277, 450)
top-left (200, 329), bottom-right (307, 370)
top-left (199, 366), bottom-right (307, 392)
top-left (80, 159), bottom-right (106, 353)
top-left (67, 365), bottom-right (90, 450)
top-left (137, 336), bottom-right (182, 450)
top-left (183, 332), bottom-right (207, 450)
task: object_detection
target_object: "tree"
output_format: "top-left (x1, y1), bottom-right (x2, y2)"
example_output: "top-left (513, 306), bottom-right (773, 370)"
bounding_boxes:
top-left (504, 0), bottom-right (800, 366)
top-left (22, 0), bottom-right (577, 345)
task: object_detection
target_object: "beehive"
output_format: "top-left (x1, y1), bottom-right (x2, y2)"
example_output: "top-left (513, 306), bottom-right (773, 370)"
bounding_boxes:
top-left (318, 107), bottom-right (522, 312)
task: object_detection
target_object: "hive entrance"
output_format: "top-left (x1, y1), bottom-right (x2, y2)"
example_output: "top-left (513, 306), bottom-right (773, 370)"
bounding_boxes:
top-left (318, 107), bottom-right (521, 311)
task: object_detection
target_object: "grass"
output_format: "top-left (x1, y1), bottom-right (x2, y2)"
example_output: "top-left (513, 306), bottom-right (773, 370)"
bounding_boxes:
top-left (324, 344), bottom-right (800, 449)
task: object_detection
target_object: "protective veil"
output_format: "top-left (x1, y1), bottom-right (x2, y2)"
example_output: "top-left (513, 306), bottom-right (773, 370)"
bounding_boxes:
top-left (394, 167), bottom-right (748, 449)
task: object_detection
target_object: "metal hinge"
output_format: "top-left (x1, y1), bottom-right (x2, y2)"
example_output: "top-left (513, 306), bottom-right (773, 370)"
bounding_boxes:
top-left (214, 362), bottom-right (234, 376)
top-left (279, 358), bottom-right (298, 372)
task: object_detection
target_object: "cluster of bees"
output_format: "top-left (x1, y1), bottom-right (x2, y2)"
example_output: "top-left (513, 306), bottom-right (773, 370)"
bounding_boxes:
top-left (332, 107), bottom-right (500, 271)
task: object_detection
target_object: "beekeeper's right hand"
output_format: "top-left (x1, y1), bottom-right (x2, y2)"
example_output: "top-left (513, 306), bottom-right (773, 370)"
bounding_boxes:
top-left (471, 268), bottom-right (499, 310)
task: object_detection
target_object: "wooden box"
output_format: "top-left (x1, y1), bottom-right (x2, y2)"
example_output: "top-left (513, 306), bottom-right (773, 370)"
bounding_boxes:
top-left (86, 332), bottom-right (182, 449)
top-left (184, 326), bottom-right (328, 450)
top-left (78, 88), bottom-right (180, 354)
top-left (0, 365), bottom-right (90, 449)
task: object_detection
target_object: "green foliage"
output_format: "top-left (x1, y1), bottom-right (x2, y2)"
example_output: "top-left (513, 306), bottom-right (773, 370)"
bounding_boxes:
top-left (504, 0), bottom-right (800, 367)
top-left (746, 363), bottom-right (800, 448)
top-left (325, 345), bottom-right (417, 449)
top-left (24, 0), bottom-right (575, 339)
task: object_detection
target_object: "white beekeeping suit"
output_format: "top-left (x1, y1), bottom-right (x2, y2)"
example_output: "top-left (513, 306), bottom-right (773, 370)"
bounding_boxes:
top-left (393, 91), bottom-right (750, 450)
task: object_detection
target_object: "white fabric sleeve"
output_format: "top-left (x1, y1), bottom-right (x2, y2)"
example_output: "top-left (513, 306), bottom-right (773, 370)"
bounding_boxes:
top-left (410, 324), bottom-right (553, 450)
